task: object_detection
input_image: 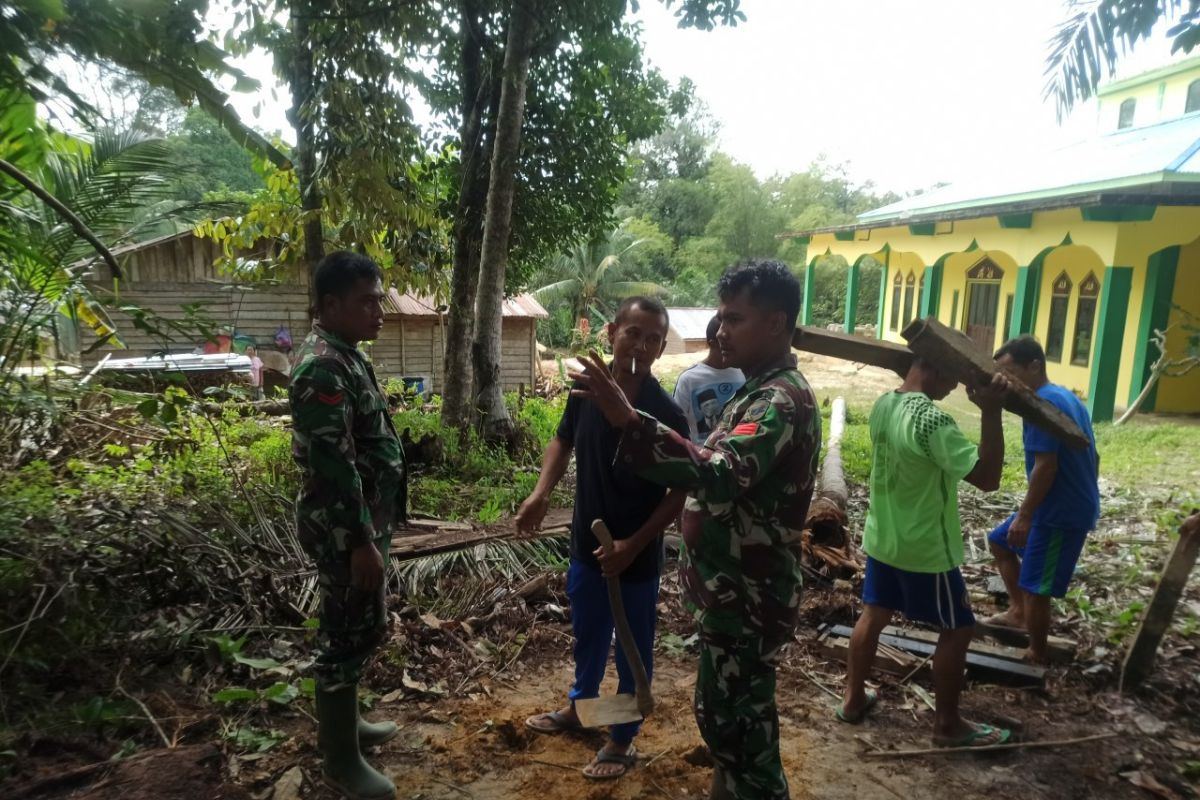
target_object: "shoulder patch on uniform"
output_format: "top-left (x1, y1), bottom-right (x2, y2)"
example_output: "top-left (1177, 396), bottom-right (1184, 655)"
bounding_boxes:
top-left (741, 397), bottom-right (772, 423)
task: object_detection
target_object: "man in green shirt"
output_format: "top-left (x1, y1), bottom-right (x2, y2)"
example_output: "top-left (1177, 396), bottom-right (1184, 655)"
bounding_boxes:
top-left (837, 356), bottom-right (1011, 748)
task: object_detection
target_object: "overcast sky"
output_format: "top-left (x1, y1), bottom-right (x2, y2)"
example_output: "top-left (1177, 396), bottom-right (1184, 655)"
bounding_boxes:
top-left (219, 0), bottom-right (1182, 196)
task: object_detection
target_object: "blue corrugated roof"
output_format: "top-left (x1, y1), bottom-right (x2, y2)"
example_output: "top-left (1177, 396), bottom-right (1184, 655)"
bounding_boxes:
top-left (857, 113), bottom-right (1200, 224)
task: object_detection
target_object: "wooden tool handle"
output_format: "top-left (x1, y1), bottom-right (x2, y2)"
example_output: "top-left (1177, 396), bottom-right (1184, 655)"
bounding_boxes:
top-left (591, 519), bottom-right (655, 717)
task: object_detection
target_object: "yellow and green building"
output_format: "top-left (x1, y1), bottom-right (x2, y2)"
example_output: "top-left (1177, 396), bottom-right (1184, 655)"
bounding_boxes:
top-left (789, 58), bottom-right (1200, 421)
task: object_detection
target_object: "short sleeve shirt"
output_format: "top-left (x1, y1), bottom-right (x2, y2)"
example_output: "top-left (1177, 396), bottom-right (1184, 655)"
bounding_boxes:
top-left (557, 373), bottom-right (688, 581)
top-left (863, 391), bottom-right (978, 573)
top-left (672, 362), bottom-right (746, 445)
top-left (1024, 384), bottom-right (1100, 531)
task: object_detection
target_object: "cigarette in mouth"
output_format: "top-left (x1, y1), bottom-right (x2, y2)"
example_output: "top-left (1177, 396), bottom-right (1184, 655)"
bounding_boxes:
top-left (632, 356), bottom-right (637, 373)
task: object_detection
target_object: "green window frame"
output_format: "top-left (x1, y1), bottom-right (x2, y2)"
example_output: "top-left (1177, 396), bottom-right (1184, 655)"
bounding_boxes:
top-left (890, 272), bottom-right (902, 331)
top-left (1003, 293), bottom-right (1014, 342)
top-left (902, 272), bottom-right (916, 327)
top-left (1070, 272), bottom-right (1101, 366)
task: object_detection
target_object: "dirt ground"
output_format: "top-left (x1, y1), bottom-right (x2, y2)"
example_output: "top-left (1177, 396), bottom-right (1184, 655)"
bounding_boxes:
top-left (7, 350), bottom-right (1198, 800)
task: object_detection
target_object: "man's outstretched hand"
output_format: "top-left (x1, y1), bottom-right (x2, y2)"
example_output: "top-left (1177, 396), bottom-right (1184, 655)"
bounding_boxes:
top-left (569, 351), bottom-right (640, 430)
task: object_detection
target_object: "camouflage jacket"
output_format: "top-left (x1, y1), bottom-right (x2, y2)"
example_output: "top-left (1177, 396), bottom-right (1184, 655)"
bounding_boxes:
top-left (617, 355), bottom-right (821, 644)
top-left (290, 324), bottom-right (407, 554)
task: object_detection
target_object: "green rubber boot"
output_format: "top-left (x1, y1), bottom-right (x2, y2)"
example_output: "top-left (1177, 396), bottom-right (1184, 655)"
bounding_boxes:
top-left (316, 685), bottom-right (396, 800)
top-left (357, 711), bottom-right (398, 749)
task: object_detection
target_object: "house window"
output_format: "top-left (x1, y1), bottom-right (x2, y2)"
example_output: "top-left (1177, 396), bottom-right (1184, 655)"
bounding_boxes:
top-left (950, 290), bottom-right (960, 328)
top-left (902, 272), bottom-right (916, 327)
top-left (1003, 293), bottom-right (1014, 341)
top-left (1188, 79), bottom-right (1200, 114)
top-left (1071, 272), bottom-right (1101, 366)
top-left (1118, 98), bottom-right (1136, 129)
top-left (890, 272), bottom-right (902, 331)
top-left (917, 272), bottom-right (926, 318)
top-left (1045, 271), bottom-right (1072, 362)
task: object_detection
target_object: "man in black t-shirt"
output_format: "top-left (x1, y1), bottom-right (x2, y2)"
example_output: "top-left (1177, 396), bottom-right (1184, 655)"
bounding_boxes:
top-left (518, 297), bottom-right (687, 781)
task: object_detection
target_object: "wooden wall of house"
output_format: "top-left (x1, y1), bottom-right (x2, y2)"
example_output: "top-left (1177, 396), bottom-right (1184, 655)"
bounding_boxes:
top-left (371, 317), bottom-right (537, 393)
top-left (80, 234), bottom-right (309, 364)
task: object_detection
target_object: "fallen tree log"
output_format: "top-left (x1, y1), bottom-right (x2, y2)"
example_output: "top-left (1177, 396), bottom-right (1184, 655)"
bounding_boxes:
top-left (802, 397), bottom-right (862, 576)
top-left (1120, 510), bottom-right (1200, 692)
top-left (791, 326), bottom-right (914, 377)
top-left (901, 317), bottom-right (1090, 449)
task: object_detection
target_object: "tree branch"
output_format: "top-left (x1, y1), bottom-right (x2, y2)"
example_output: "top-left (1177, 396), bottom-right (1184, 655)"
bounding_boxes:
top-left (0, 158), bottom-right (123, 279)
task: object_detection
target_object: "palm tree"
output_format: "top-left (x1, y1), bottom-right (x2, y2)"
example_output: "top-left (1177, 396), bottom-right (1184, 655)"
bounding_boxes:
top-left (0, 126), bottom-right (180, 392)
top-left (531, 230), bottom-right (669, 328)
top-left (1045, 0), bottom-right (1199, 117)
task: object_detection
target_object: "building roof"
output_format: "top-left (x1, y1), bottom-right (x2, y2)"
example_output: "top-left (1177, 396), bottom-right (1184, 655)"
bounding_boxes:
top-left (787, 112), bottom-right (1200, 236)
top-left (383, 289), bottom-right (548, 319)
top-left (666, 307), bottom-right (717, 340)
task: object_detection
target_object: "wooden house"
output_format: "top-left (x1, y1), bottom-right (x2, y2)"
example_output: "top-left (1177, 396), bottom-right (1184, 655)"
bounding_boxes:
top-left (79, 230), bottom-right (549, 392)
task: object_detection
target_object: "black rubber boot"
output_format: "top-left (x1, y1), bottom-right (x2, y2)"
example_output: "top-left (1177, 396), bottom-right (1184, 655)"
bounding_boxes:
top-left (316, 685), bottom-right (396, 800)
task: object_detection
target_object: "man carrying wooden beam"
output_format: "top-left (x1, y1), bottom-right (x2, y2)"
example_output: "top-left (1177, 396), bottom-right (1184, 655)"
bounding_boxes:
top-left (986, 335), bottom-right (1099, 663)
top-left (571, 260), bottom-right (822, 800)
top-left (837, 354), bottom-right (1012, 748)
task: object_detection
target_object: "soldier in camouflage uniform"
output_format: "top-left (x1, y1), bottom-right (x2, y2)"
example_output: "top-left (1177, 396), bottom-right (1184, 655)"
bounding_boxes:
top-left (290, 251), bottom-right (405, 800)
top-left (571, 260), bottom-right (821, 800)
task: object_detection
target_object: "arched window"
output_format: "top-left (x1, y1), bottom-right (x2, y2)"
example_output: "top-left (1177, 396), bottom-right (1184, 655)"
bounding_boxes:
top-left (1187, 79), bottom-right (1200, 114)
top-left (890, 272), bottom-right (902, 331)
top-left (1071, 272), bottom-right (1101, 366)
top-left (902, 272), bottom-right (917, 327)
top-left (1118, 98), bottom-right (1137, 129)
top-left (1045, 271), bottom-right (1072, 362)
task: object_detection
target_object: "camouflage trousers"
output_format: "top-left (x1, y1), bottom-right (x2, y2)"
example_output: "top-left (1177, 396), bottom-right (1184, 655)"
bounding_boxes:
top-left (303, 533), bottom-right (392, 690)
top-left (695, 628), bottom-right (789, 800)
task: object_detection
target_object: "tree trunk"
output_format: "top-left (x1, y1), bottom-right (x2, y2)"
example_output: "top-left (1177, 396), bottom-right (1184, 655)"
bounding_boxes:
top-left (288, 0), bottom-right (323, 273)
top-left (1115, 360), bottom-right (1165, 426)
top-left (471, 0), bottom-right (538, 443)
top-left (441, 0), bottom-right (489, 431)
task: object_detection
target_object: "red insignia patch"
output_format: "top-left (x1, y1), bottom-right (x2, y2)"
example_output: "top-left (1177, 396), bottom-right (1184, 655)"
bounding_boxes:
top-left (317, 391), bottom-right (344, 405)
top-left (732, 422), bottom-right (759, 436)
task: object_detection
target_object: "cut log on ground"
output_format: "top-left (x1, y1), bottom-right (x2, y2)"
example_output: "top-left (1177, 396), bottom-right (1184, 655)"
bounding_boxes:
top-left (901, 317), bottom-right (1090, 449)
top-left (1120, 510), bottom-right (1200, 692)
top-left (389, 508), bottom-right (572, 561)
top-left (802, 397), bottom-right (862, 576)
top-left (791, 326), bottom-right (914, 377)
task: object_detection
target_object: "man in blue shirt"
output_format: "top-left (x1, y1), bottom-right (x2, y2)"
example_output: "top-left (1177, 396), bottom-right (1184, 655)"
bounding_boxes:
top-left (988, 335), bottom-right (1100, 662)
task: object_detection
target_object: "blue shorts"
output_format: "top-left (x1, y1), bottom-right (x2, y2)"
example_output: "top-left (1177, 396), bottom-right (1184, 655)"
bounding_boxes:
top-left (862, 556), bottom-right (975, 630)
top-left (989, 514), bottom-right (1088, 598)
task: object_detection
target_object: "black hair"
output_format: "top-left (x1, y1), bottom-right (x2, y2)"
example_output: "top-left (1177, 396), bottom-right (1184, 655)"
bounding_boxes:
top-left (697, 388), bottom-right (718, 403)
top-left (994, 334), bottom-right (1046, 368)
top-left (613, 296), bottom-right (670, 329)
top-left (706, 314), bottom-right (721, 344)
top-left (312, 251), bottom-right (383, 312)
top-left (716, 260), bottom-right (802, 329)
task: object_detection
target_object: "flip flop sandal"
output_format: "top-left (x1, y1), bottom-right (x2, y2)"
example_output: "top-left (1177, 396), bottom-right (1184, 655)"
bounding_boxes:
top-left (932, 724), bottom-right (1012, 749)
top-left (583, 745), bottom-right (637, 781)
top-left (524, 710), bottom-right (582, 734)
top-left (835, 689), bottom-right (878, 724)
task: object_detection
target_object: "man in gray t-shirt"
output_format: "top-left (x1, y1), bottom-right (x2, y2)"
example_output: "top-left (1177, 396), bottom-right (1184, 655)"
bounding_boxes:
top-left (672, 314), bottom-right (746, 445)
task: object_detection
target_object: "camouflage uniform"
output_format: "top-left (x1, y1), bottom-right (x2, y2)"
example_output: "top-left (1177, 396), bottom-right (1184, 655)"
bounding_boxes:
top-left (290, 323), bottom-right (407, 690)
top-left (617, 354), bottom-right (820, 799)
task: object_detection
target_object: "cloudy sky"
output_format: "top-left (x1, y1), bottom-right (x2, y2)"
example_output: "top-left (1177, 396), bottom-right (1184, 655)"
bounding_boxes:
top-left (220, 0), bottom-right (1182, 196)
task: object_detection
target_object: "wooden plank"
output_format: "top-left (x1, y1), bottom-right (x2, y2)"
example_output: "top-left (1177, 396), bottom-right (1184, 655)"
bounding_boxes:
top-left (817, 634), bottom-right (927, 679)
top-left (388, 508), bottom-right (572, 561)
top-left (791, 325), bottom-right (915, 377)
top-left (901, 317), bottom-right (1090, 449)
top-left (1120, 510), bottom-right (1200, 691)
top-left (823, 624), bottom-right (1045, 687)
top-left (883, 624), bottom-right (1074, 664)
top-left (972, 621), bottom-right (1077, 662)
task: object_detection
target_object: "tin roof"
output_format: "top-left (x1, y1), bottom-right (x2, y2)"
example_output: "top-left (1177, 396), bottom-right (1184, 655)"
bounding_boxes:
top-left (786, 112), bottom-right (1200, 236)
top-left (666, 307), bottom-right (717, 341)
top-left (383, 289), bottom-right (548, 319)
